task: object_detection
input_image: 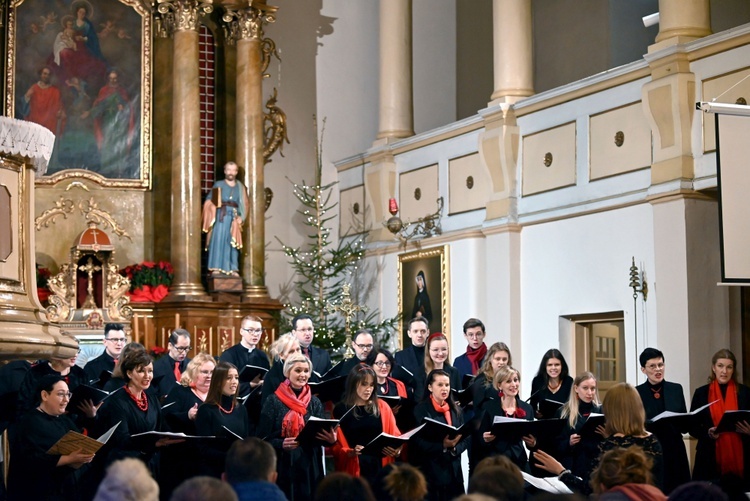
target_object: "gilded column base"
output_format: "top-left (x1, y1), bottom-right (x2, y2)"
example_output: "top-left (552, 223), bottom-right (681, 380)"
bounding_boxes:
top-left (164, 283), bottom-right (211, 302)
top-left (241, 284), bottom-right (269, 300)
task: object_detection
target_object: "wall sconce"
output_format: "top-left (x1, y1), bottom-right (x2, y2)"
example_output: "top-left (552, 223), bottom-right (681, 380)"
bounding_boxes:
top-left (384, 197), bottom-right (444, 241)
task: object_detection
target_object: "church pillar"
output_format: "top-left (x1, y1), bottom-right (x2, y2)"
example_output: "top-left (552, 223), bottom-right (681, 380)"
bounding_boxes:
top-left (376, 0), bottom-right (414, 142)
top-left (158, 0), bottom-right (213, 301)
top-left (364, 152), bottom-right (397, 242)
top-left (490, 0), bottom-right (534, 105)
top-left (223, 3), bottom-right (277, 299)
top-left (652, 0), bottom-right (711, 51)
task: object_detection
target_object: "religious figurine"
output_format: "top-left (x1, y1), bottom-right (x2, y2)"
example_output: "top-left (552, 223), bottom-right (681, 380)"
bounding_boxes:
top-left (201, 161), bottom-right (249, 276)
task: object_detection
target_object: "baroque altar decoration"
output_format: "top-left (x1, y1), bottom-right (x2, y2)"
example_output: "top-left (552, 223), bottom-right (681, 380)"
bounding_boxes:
top-left (36, 264), bottom-right (52, 303)
top-left (121, 261), bottom-right (174, 303)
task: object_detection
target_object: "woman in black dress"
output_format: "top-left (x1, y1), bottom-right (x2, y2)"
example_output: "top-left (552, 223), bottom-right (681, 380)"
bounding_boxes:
top-left (195, 361), bottom-right (249, 477)
top-left (552, 371), bottom-right (604, 487)
top-left (412, 369), bottom-right (469, 501)
top-left (160, 352), bottom-right (216, 498)
top-left (332, 365), bottom-right (401, 485)
top-left (257, 353), bottom-right (335, 500)
top-left (371, 347), bottom-right (414, 430)
top-left (689, 348), bottom-right (750, 489)
top-left (471, 342), bottom-right (512, 409)
top-left (95, 350), bottom-right (174, 472)
top-left (7, 375), bottom-right (95, 501)
top-left (479, 365), bottom-right (536, 471)
top-left (529, 349), bottom-right (573, 420)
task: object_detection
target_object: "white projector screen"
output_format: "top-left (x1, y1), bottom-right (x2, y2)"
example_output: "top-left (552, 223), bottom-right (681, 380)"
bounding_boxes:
top-left (716, 112), bottom-right (750, 282)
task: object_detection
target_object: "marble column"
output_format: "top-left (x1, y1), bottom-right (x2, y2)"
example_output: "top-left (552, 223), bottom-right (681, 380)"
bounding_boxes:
top-left (223, 3), bottom-right (276, 299)
top-left (490, 0), bottom-right (534, 105)
top-left (652, 0), bottom-right (711, 50)
top-left (158, 0), bottom-right (212, 301)
top-left (376, 0), bottom-right (413, 142)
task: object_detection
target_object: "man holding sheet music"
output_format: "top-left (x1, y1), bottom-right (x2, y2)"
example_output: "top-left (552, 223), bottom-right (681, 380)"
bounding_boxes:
top-left (152, 329), bottom-right (192, 399)
top-left (220, 315), bottom-right (271, 398)
top-left (635, 347), bottom-right (690, 493)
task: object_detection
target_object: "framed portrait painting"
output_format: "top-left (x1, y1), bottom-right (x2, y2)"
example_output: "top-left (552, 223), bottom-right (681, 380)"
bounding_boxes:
top-left (398, 245), bottom-right (450, 349)
top-left (6, 0), bottom-right (152, 188)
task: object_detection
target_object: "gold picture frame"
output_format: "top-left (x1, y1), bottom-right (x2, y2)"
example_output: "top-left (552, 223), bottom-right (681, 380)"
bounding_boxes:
top-left (6, 0), bottom-right (152, 189)
top-left (398, 245), bottom-right (450, 349)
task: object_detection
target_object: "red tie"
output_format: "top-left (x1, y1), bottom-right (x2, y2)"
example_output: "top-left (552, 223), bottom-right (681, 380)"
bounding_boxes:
top-left (174, 361), bottom-right (181, 381)
top-left (303, 347), bottom-right (310, 359)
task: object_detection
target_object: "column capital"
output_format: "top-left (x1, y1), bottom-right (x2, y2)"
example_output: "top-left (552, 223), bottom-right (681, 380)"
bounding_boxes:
top-left (222, 3), bottom-right (277, 44)
top-left (157, 0), bottom-right (213, 35)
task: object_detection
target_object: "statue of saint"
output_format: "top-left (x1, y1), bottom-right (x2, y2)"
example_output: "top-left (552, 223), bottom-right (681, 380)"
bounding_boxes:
top-left (201, 161), bottom-right (248, 276)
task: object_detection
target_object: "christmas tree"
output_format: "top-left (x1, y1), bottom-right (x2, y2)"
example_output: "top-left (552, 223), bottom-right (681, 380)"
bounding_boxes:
top-left (278, 118), bottom-right (399, 356)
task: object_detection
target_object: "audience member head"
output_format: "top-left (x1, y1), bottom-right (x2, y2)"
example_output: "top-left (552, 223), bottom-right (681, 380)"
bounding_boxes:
top-left (668, 481), bottom-right (728, 501)
top-left (111, 342), bottom-right (146, 378)
top-left (479, 342), bottom-right (512, 387)
top-left (468, 465), bottom-right (524, 501)
top-left (205, 361), bottom-right (239, 406)
top-left (224, 437), bottom-right (277, 484)
top-left (424, 332), bottom-right (450, 374)
top-left (180, 352), bottom-right (216, 389)
top-left (93, 458), bottom-right (159, 501)
top-left (589, 446), bottom-right (653, 494)
top-left (170, 476), bottom-right (237, 501)
top-left (270, 333), bottom-right (301, 362)
top-left (406, 317), bottom-right (429, 348)
top-left (314, 472), bottom-right (375, 501)
top-left (381, 463), bottom-right (428, 501)
top-left (602, 382), bottom-right (646, 437)
top-left (708, 348), bottom-right (737, 384)
top-left (344, 364), bottom-right (379, 415)
top-left (535, 348), bottom-right (570, 384)
top-left (474, 454), bottom-right (524, 485)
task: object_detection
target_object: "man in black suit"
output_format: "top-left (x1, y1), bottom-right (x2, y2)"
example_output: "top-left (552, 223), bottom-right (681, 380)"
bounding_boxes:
top-left (394, 317), bottom-right (429, 380)
top-left (334, 328), bottom-right (375, 378)
top-left (635, 347), bottom-right (690, 493)
top-left (292, 313), bottom-right (332, 377)
top-left (152, 328), bottom-right (192, 398)
top-left (83, 323), bottom-right (126, 382)
top-left (220, 315), bottom-right (271, 397)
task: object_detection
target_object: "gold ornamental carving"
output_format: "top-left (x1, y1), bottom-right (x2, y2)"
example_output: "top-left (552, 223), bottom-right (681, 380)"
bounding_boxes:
top-left (222, 3), bottom-right (277, 43)
top-left (263, 88), bottom-right (289, 163)
top-left (157, 0), bottom-right (213, 34)
top-left (35, 195), bottom-right (132, 241)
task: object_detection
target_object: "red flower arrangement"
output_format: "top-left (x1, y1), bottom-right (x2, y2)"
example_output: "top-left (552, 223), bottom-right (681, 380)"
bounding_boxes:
top-left (36, 264), bottom-right (52, 303)
top-left (121, 261), bottom-right (174, 303)
top-left (149, 346), bottom-right (167, 359)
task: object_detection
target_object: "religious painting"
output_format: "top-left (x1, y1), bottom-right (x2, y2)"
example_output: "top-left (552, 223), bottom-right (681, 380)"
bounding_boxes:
top-left (6, 0), bottom-right (152, 188)
top-left (398, 245), bottom-right (450, 349)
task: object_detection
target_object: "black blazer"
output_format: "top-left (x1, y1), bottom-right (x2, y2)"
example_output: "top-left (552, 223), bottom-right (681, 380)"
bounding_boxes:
top-left (307, 345), bottom-right (332, 377)
top-left (636, 380), bottom-right (687, 419)
top-left (152, 354), bottom-right (191, 399)
top-left (690, 381), bottom-right (750, 488)
top-left (394, 345), bottom-right (423, 379)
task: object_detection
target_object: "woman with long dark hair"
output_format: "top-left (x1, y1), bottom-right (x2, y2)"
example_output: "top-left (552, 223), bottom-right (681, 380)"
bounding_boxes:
top-left (332, 365), bottom-right (401, 485)
top-left (195, 361), bottom-right (249, 477)
top-left (689, 348), bottom-right (750, 489)
top-left (530, 349), bottom-right (573, 420)
top-left (412, 369), bottom-right (469, 501)
top-left (257, 353), bottom-right (334, 500)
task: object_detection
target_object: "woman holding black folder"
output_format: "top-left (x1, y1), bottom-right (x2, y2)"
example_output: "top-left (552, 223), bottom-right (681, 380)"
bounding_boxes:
top-left (371, 347), bottom-right (414, 430)
top-left (689, 348), bottom-right (750, 489)
top-left (7, 375), bottom-right (95, 501)
top-left (332, 365), bottom-right (401, 486)
top-left (257, 353), bottom-right (333, 500)
top-left (480, 365), bottom-right (536, 471)
top-left (195, 361), bottom-right (249, 477)
top-left (552, 371), bottom-right (603, 486)
top-left (412, 369), bottom-right (469, 501)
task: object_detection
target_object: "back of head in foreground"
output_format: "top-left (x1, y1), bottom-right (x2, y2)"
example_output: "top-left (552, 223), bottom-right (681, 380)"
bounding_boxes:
top-left (93, 458), bottom-right (159, 501)
top-left (590, 446), bottom-right (665, 500)
top-left (468, 465), bottom-right (524, 501)
top-left (170, 476), bottom-right (238, 501)
top-left (224, 437), bottom-right (277, 484)
top-left (314, 472), bottom-right (375, 501)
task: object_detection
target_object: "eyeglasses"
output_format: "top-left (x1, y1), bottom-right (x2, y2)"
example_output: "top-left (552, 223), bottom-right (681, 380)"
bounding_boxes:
top-left (295, 327), bottom-right (314, 333)
top-left (198, 370), bottom-right (212, 376)
top-left (373, 361), bottom-right (391, 368)
top-left (465, 332), bottom-right (484, 339)
top-left (645, 363), bottom-right (665, 370)
top-left (353, 342), bottom-right (374, 351)
top-left (242, 328), bottom-right (264, 334)
top-left (106, 337), bottom-right (127, 344)
top-left (55, 391), bottom-right (72, 399)
top-left (174, 346), bottom-right (192, 353)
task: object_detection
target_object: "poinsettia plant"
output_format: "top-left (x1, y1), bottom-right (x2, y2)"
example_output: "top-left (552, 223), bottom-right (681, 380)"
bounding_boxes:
top-left (121, 261), bottom-right (174, 302)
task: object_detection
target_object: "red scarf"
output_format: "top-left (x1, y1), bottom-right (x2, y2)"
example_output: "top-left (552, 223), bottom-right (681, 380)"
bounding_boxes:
top-left (466, 343), bottom-right (487, 374)
top-left (708, 379), bottom-right (744, 477)
top-left (431, 394), bottom-right (452, 426)
top-left (274, 380), bottom-right (311, 438)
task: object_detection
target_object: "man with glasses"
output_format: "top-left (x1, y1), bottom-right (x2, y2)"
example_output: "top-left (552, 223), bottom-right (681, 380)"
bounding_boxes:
top-left (220, 315), bottom-right (271, 398)
top-left (84, 323), bottom-right (127, 382)
top-left (330, 328), bottom-right (376, 379)
top-left (453, 318), bottom-right (488, 379)
top-left (291, 313), bottom-right (332, 377)
top-left (635, 347), bottom-right (690, 493)
top-left (152, 328), bottom-right (192, 398)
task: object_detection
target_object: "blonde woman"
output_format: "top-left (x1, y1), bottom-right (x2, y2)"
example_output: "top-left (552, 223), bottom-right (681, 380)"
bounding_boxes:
top-left (261, 333), bottom-right (304, 402)
top-left (413, 332), bottom-right (461, 402)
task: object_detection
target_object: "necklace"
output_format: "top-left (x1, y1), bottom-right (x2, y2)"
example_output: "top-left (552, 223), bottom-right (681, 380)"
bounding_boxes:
top-left (548, 379), bottom-right (561, 391)
top-left (124, 385), bottom-right (148, 411)
top-left (650, 385), bottom-right (662, 399)
top-left (219, 400), bottom-right (235, 414)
